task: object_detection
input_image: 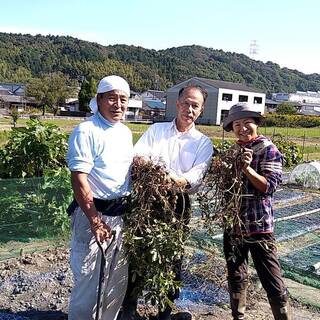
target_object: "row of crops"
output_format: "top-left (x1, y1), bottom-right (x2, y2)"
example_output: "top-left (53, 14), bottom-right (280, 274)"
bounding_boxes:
top-left (0, 174), bottom-right (319, 303)
top-left (189, 188), bottom-right (320, 290)
top-left (0, 170), bottom-right (72, 253)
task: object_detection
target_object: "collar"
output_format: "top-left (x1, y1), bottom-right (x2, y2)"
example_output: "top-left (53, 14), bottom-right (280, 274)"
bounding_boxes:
top-left (171, 119), bottom-right (198, 138)
top-left (97, 112), bottom-right (120, 128)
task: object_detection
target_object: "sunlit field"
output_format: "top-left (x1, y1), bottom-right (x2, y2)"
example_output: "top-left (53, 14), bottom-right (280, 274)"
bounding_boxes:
top-left (1, 116), bottom-right (320, 160)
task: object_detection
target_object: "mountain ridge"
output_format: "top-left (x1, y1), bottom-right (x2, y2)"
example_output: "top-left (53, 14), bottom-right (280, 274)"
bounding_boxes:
top-left (1, 32), bottom-right (319, 94)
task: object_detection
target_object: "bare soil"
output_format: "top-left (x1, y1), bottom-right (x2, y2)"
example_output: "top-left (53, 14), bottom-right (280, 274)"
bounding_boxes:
top-left (0, 246), bottom-right (319, 320)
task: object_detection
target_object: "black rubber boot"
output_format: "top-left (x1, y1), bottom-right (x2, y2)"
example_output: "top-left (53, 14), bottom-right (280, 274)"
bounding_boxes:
top-left (158, 306), bottom-right (172, 320)
top-left (171, 311), bottom-right (193, 320)
top-left (268, 291), bottom-right (292, 320)
top-left (117, 297), bottom-right (138, 320)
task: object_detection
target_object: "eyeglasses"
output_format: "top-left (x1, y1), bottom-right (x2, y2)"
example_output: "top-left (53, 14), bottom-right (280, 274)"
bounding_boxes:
top-left (179, 101), bottom-right (202, 111)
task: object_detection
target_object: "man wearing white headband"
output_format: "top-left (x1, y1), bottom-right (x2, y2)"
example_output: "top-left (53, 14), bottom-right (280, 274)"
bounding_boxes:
top-left (67, 75), bottom-right (133, 320)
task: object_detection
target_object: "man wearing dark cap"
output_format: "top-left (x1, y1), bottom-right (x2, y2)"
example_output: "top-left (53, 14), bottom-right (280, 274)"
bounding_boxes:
top-left (222, 102), bottom-right (291, 320)
top-left (67, 75), bottom-right (133, 320)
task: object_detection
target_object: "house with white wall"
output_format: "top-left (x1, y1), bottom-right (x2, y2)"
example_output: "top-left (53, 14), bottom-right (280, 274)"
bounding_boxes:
top-left (272, 91), bottom-right (320, 105)
top-left (271, 91), bottom-right (320, 116)
top-left (165, 77), bottom-right (265, 125)
top-left (126, 92), bottom-right (143, 120)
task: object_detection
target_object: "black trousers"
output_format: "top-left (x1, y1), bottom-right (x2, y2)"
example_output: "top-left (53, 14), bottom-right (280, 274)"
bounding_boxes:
top-left (124, 193), bottom-right (191, 303)
top-left (223, 232), bottom-right (287, 298)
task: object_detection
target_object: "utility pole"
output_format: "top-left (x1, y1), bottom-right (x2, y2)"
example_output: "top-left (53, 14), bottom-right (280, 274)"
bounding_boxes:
top-left (249, 40), bottom-right (259, 59)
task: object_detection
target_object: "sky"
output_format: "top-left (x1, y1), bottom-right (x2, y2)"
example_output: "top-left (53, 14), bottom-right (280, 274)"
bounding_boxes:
top-left (0, 0), bottom-right (319, 75)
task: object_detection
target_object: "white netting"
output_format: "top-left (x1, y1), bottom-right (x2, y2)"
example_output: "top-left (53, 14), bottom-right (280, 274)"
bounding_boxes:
top-left (288, 161), bottom-right (320, 189)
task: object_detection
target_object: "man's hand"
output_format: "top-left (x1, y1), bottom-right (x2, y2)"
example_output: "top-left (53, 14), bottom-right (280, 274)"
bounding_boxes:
top-left (90, 216), bottom-right (112, 244)
top-left (242, 148), bottom-right (253, 172)
top-left (168, 175), bottom-right (188, 188)
top-left (133, 155), bottom-right (148, 166)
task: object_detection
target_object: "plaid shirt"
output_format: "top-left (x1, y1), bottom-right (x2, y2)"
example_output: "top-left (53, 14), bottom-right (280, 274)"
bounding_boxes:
top-left (238, 135), bottom-right (283, 235)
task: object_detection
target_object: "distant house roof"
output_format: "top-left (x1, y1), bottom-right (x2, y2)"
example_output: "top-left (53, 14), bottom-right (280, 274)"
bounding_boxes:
top-left (65, 98), bottom-right (78, 104)
top-left (169, 77), bottom-right (264, 94)
top-left (0, 88), bottom-right (12, 95)
top-left (298, 102), bottom-right (320, 107)
top-left (142, 90), bottom-right (166, 100)
top-left (196, 77), bottom-right (264, 93)
top-left (143, 100), bottom-right (166, 110)
top-left (0, 83), bottom-right (25, 95)
top-left (0, 95), bottom-right (35, 104)
top-left (130, 90), bottom-right (141, 97)
top-left (299, 106), bottom-right (320, 116)
top-left (265, 98), bottom-right (280, 105)
top-left (148, 90), bottom-right (166, 100)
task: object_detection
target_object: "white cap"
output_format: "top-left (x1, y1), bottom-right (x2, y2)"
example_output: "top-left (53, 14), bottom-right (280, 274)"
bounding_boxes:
top-left (89, 75), bottom-right (130, 113)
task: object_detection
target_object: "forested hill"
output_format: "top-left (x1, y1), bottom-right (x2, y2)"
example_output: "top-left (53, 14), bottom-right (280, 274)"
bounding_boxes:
top-left (1, 32), bottom-right (320, 94)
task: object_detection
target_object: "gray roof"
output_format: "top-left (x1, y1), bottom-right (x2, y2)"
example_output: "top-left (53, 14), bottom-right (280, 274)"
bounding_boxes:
top-left (194, 77), bottom-right (264, 93)
top-left (0, 95), bottom-right (34, 104)
top-left (265, 99), bottom-right (280, 105)
top-left (143, 100), bottom-right (166, 110)
top-left (168, 77), bottom-right (264, 94)
top-left (0, 83), bottom-right (25, 94)
top-left (299, 109), bottom-right (320, 116)
top-left (147, 90), bottom-right (166, 100)
top-left (142, 90), bottom-right (166, 100)
top-left (0, 88), bottom-right (12, 95)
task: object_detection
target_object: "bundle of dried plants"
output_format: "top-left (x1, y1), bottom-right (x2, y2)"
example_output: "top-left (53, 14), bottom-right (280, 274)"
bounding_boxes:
top-left (123, 156), bottom-right (189, 311)
top-left (198, 144), bottom-right (245, 235)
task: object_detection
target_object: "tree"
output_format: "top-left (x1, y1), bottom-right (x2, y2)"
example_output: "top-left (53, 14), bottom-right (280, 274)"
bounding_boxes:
top-left (9, 107), bottom-right (20, 127)
top-left (26, 73), bottom-right (77, 116)
top-left (78, 77), bottom-right (96, 112)
top-left (276, 102), bottom-right (297, 115)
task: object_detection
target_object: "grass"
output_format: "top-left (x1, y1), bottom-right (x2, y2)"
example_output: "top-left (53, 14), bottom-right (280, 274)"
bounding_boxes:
top-left (261, 126), bottom-right (320, 138)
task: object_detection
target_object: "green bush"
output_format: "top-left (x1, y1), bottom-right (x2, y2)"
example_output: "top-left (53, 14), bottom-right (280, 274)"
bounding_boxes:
top-left (10, 107), bottom-right (20, 127)
top-left (273, 135), bottom-right (303, 167)
top-left (0, 119), bottom-right (68, 178)
top-left (263, 113), bottom-right (320, 128)
top-left (275, 103), bottom-right (297, 115)
top-left (215, 140), bottom-right (233, 153)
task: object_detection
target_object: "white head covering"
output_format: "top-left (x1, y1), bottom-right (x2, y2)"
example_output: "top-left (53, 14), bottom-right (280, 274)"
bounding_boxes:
top-left (89, 75), bottom-right (130, 113)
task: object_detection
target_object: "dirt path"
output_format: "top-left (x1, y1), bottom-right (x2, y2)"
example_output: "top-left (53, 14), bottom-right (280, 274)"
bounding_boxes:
top-left (0, 246), bottom-right (319, 320)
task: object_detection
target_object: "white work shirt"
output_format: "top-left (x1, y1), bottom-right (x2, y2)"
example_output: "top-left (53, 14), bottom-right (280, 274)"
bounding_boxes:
top-left (67, 112), bottom-right (133, 200)
top-left (134, 120), bottom-right (213, 192)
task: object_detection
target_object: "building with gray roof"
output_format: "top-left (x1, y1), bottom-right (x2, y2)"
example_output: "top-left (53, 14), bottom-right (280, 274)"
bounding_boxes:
top-left (165, 77), bottom-right (265, 125)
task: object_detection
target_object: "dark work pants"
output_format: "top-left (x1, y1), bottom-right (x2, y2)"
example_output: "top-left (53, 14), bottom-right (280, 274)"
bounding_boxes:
top-left (223, 232), bottom-right (287, 298)
top-left (123, 193), bottom-right (191, 306)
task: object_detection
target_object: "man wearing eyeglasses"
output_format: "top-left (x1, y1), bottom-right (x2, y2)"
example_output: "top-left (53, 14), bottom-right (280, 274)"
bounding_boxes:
top-left (119, 85), bottom-right (214, 320)
top-left (67, 75), bottom-right (133, 320)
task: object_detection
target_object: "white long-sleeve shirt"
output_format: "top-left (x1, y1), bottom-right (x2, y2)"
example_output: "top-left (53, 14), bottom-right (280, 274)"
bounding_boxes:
top-left (134, 120), bottom-right (213, 192)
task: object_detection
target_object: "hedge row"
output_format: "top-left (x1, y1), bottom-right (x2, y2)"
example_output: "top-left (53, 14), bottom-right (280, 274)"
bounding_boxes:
top-left (263, 113), bottom-right (320, 128)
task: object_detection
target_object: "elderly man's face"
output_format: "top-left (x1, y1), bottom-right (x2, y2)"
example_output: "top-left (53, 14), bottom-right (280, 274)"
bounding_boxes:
top-left (176, 88), bottom-right (204, 131)
top-left (97, 90), bottom-right (129, 123)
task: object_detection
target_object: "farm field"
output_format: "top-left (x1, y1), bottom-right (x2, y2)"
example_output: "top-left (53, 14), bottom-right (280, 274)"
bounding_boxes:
top-left (0, 115), bottom-right (320, 319)
top-left (1, 116), bottom-right (320, 160)
top-left (1, 186), bottom-right (320, 319)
